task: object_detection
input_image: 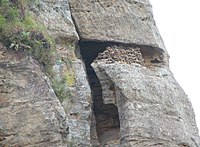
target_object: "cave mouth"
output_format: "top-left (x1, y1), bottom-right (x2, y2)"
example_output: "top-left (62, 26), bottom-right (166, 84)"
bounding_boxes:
top-left (79, 40), bottom-right (165, 145)
top-left (79, 41), bottom-right (120, 145)
top-left (79, 40), bottom-right (165, 68)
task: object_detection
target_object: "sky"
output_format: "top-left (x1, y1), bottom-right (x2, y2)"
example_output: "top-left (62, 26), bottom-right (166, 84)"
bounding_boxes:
top-left (149, 0), bottom-right (200, 131)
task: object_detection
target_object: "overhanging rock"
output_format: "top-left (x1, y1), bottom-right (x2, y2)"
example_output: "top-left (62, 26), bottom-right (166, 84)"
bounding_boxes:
top-left (69, 0), bottom-right (165, 51)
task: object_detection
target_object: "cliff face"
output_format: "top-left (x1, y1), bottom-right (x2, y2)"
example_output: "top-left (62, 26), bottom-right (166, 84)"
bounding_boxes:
top-left (0, 0), bottom-right (199, 147)
top-left (0, 43), bottom-right (68, 146)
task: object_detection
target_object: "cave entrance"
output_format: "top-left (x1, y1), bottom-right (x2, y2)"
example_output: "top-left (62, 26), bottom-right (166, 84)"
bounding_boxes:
top-left (79, 41), bottom-right (120, 146)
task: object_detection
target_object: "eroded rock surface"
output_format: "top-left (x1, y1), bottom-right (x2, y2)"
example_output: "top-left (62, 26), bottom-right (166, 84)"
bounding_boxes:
top-left (69, 0), bottom-right (165, 50)
top-left (66, 58), bottom-right (92, 146)
top-left (0, 43), bottom-right (68, 146)
top-left (0, 1), bottom-right (92, 146)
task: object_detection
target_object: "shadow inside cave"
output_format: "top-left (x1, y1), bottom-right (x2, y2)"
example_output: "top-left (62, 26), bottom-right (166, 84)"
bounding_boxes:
top-left (79, 41), bottom-right (120, 145)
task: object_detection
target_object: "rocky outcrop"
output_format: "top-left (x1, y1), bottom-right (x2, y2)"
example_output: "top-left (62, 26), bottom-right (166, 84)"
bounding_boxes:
top-left (1, 0), bottom-right (92, 146)
top-left (0, 0), bottom-right (199, 146)
top-left (30, 0), bottom-right (78, 39)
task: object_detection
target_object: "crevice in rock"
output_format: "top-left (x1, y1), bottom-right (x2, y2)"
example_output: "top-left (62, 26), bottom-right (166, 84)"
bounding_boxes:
top-left (79, 41), bottom-right (120, 146)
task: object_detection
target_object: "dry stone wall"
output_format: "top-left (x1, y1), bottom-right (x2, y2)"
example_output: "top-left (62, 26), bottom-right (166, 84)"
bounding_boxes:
top-left (95, 46), bottom-right (144, 65)
top-left (73, 0), bottom-right (200, 146)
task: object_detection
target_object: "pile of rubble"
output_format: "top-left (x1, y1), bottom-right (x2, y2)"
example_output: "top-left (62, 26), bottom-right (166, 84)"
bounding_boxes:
top-left (95, 46), bottom-right (144, 64)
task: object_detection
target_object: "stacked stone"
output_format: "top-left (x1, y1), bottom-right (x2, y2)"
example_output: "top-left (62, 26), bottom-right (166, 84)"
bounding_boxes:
top-left (95, 46), bottom-right (144, 64)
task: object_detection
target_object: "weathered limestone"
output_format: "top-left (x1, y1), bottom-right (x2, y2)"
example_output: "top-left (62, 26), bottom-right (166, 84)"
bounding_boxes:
top-left (0, 43), bottom-right (68, 146)
top-left (69, 0), bottom-right (165, 50)
top-left (93, 65), bottom-right (116, 105)
top-left (71, 1), bottom-right (200, 144)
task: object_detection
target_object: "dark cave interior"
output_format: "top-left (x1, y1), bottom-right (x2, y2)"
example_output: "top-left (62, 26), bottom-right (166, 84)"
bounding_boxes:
top-left (79, 41), bottom-right (120, 144)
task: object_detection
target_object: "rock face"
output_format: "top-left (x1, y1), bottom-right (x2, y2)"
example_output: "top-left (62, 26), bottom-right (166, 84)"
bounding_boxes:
top-left (0, 0), bottom-right (200, 146)
top-left (1, 0), bottom-right (92, 146)
top-left (92, 61), bottom-right (200, 146)
top-left (70, 0), bottom-right (200, 146)
top-left (31, 0), bottom-right (78, 39)
top-left (0, 43), bottom-right (68, 146)
top-left (29, 1), bottom-right (93, 146)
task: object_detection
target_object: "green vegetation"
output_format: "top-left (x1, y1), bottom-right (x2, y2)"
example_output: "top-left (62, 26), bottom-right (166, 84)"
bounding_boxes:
top-left (51, 77), bottom-right (73, 103)
top-left (0, 0), bottom-right (20, 31)
top-left (0, 0), bottom-right (76, 103)
top-left (51, 58), bottom-right (76, 102)
top-left (0, 0), bottom-right (55, 66)
top-left (67, 141), bottom-right (74, 147)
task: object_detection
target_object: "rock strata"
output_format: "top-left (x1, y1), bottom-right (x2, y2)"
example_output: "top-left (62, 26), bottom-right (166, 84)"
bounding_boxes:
top-left (30, 0), bottom-right (78, 39)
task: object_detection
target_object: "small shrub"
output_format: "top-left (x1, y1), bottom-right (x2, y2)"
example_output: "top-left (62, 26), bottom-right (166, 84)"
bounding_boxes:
top-left (0, 0), bottom-right (20, 21)
top-left (22, 14), bottom-right (37, 29)
top-left (0, 14), bottom-right (6, 28)
top-left (51, 77), bottom-right (73, 103)
top-left (65, 71), bottom-right (75, 87)
top-left (0, 0), bottom-right (75, 104)
top-left (0, 0), bottom-right (55, 66)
